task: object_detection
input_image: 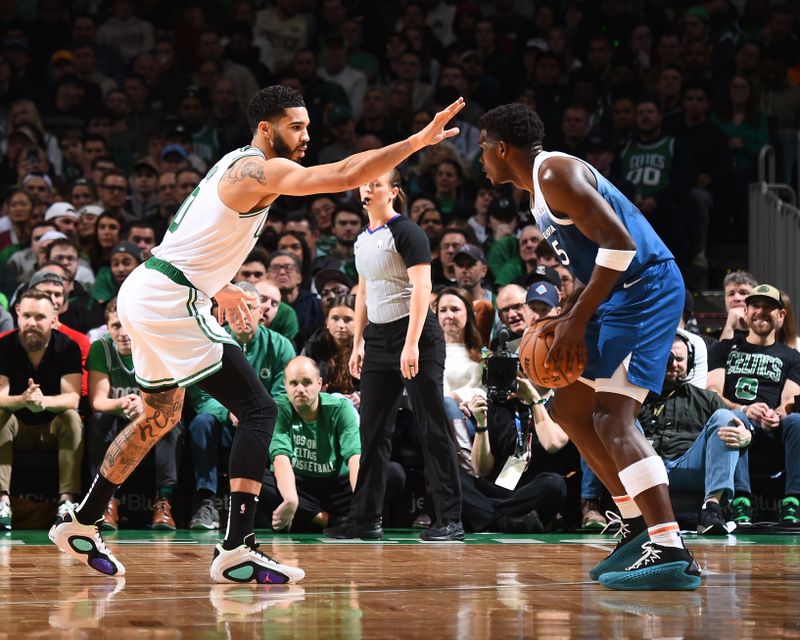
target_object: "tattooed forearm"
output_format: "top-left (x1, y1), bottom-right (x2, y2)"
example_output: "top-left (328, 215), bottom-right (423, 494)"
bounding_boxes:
top-left (224, 159), bottom-right (267, 185)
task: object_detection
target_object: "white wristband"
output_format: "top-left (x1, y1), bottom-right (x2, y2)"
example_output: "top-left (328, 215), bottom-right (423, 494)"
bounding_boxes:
top-left (595, 248), bottom-right (636, 271)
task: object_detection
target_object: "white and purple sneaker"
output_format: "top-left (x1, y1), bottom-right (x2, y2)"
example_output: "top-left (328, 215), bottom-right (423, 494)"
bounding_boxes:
top-left (210, 534), bottom-right (304, 584)
top-left (48, 506), bottom-right (125, 576)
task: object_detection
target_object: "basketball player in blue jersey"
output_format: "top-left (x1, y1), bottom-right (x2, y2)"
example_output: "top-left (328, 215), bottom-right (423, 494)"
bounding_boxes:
top-left (49, 85), bottom-right (466, 584)
top-left (478, 103), bottom-right (701, 590)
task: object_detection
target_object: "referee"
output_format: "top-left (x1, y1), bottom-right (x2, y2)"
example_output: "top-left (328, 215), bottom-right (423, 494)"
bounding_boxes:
top-left (324, 168), bottom-right (463, 541)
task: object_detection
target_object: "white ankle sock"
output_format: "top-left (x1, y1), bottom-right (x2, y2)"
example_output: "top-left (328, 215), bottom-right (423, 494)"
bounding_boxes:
top-left (612, 494), bottom-right (642, 520)
top-left (647, 522), bottom-right (683, 549)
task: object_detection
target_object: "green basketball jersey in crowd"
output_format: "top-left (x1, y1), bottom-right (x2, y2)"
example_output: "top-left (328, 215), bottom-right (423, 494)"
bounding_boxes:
top-left (619, 136), bottom-right (675, 199)
top-left (86, 336), bottom-right (139, 398)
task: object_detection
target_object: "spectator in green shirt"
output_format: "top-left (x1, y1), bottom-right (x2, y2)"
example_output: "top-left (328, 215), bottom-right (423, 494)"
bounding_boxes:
top-left (260, 356), bottom-right (365, 532)
top-left (91, 241), bottom-right (142, 305)
top-left (187, 281), bottom-right (295, 530)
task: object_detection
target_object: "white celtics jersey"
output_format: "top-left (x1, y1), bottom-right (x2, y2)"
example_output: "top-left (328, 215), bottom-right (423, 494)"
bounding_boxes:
top-left (151, 145), bottom-right (270, 296)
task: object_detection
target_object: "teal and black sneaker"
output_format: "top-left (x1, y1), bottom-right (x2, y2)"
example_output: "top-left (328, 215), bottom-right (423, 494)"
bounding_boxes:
top-left (779, 497), bottom-right (800, 525)
top-left (589, 513), bottom-right (649, 581)
top-left (730, 496), bottom-right (752, 526)
top-left (599, 542), bottom-right (702, 591)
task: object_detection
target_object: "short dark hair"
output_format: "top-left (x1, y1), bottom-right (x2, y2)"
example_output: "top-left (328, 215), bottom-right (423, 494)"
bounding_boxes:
top-left (242, 246), bottom-right (269, 270)
top-left (442, 222), bottom-right (477, 245)
top-left (176, 168), bottom-right (202, 183)
top-left (19, 288), bottom-right (55, 308)
top-left (124, 221), bottom-right (156, 236)
top-left (246, 85), bottom-right (306, 132)
top-left (267, 250), bottom-right (301, 269)
top-left (285, 209), bottom-right (317, 232)
top-left (536, 240), bottom-right (557, 260)
top-left (636, 95), bottom-right (660, 111)
top-left (46, 238), bottom-right (78, 258)
top-left (31, 221), bottom-right (56, 235)
top-left (479, 104), bottom-right (546, 153)
top-left (682, 79), bottom-right (711, 99)
top-left (101, 168), bottom-right (127, 185)
top-left (332, 207), bottom-right (364, 225)
top-left (105, 296), bottom-right (118, 320)
top-left (84, 133), bottom-right (107, 148)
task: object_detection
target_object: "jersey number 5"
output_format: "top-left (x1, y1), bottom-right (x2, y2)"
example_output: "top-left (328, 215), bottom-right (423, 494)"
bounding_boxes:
top-left (551, 239), bottom-right (571, 265)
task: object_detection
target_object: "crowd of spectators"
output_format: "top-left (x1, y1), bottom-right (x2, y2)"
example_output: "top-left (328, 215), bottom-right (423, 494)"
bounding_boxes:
top-left (0, 0), bottom-right (799, 532)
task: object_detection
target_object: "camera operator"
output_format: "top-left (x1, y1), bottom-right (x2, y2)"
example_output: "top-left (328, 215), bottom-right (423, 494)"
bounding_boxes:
top-left (456, 323), bottom-right (575, 533)
top-left (517, 279), bottom-right (606, 529)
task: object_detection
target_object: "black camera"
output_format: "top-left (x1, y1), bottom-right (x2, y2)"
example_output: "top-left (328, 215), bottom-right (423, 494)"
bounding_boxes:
top-left (482, 325), bottom-right (519, 403)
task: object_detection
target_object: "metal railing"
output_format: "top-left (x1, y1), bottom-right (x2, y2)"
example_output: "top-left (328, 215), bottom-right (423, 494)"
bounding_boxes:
top-left (749, 145), bottom-right (800, 307)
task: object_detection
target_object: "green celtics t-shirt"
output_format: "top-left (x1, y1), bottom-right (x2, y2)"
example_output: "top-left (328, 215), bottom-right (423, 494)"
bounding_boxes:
top-left (619, 136), bottom-right (675, 199)
top-left (708, 336), bottom-right (800, 409)
top-left (86, 336), bottom-right (139, 398)
top-left (269, 393), bottom-right (360, 478)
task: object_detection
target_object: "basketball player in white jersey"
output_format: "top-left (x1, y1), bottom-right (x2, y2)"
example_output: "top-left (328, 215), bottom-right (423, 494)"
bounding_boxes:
top-left (50, 86), bottom-right (465, 583)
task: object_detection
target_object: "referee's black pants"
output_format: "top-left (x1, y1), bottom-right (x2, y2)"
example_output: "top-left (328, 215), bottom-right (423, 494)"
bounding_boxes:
top-left (351, 311), bottom-right (462, 522)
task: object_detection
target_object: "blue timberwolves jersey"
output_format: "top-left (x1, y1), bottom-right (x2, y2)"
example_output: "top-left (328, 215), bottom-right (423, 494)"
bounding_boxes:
top-left (530, 151), bottom-right (674, 287)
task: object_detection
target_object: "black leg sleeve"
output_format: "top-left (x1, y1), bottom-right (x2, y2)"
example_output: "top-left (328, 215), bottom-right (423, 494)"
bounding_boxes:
top-left (196, 343), bottom-right (277, 483)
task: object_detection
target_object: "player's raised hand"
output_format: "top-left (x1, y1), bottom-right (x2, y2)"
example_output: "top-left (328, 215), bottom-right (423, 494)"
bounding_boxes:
top-left (410, 97), bottom-right (465, 150)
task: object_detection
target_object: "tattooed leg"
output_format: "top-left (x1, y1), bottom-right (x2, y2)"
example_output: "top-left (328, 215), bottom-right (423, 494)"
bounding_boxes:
top-left (100, 387), bottom-right (185, 485)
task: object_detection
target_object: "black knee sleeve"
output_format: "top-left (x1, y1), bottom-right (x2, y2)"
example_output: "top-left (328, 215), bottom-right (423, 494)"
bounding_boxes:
top-left (197, 343), bottom-right (278, 482)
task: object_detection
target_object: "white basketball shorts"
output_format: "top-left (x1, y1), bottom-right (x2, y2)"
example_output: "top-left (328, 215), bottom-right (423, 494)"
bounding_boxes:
top-left (116, 259), bottom-right (236, 391)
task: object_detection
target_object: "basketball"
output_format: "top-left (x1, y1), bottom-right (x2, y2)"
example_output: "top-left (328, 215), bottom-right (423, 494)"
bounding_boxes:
top-left (519, 319), bottom-right (586, 388)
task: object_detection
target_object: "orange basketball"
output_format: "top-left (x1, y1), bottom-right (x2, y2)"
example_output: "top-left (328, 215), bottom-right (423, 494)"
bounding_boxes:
top-left (519, 319), bottom-right (586, 389)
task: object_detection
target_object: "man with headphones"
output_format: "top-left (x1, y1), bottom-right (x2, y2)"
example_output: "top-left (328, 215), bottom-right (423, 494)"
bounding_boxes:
top-left (638, 332), bottom-right (753, 535)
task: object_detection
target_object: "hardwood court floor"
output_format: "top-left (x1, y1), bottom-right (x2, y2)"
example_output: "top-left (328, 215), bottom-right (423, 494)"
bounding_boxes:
top-left (1, 529), bottom-right (799, 639)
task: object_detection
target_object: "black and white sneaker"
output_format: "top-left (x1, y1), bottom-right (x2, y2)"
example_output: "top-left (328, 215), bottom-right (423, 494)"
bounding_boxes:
top-left (599, 542), bottom-right (702, 591)
top-left (324, 517), bottom-right (383, 540)
top-left (589, 512), bottom-right (649, 580)
top-left (697, 501), bottom-right (732, 535)
top-left (419, 519), bottom-right (464, 541)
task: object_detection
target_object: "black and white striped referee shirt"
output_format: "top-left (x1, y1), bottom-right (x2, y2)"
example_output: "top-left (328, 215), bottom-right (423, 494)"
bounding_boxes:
top-left (354, 214), bottom-right (431, 324)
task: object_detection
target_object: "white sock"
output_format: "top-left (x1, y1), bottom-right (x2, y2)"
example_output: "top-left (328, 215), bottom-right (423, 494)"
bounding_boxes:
top-left (647, 522), bottom-right (683, 549)
top-left (613, 494), bottom-right (642, 520)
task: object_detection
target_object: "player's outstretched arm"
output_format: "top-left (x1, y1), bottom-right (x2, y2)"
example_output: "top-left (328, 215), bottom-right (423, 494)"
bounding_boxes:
top-left (220, 98), bottom-right (464, 211)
